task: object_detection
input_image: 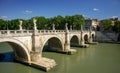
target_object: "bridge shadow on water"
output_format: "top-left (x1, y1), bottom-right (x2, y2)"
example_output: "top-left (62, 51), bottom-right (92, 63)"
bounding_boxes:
top-left (42, 45), bottom-right (64, 54)
top-left (0, 52), bottom-right (14, 62)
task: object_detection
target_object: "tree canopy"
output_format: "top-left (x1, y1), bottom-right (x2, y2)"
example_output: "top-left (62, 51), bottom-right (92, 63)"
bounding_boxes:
top-left (101, 19), bottom-right (120, 33)
top-left (113, 20), bottom-right (120, 33)
top-left (0, 14), bottom-right (85, 30)
top-left (101, 19), bottom-right (112, 30)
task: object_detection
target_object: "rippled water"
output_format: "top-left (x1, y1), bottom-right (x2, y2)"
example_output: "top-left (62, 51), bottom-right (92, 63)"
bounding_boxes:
top-left (0, 43), bottom-right (120, 73)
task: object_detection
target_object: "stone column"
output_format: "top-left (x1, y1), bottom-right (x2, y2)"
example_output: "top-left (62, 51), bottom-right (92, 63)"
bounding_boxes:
top-left (31, 18), bottom-right (42, 62)
top-left (89, 31), bottom-right (93, 43)
top-left (19, 20), bottom-right (22, 30)
top-left (31, 33), bottom-right (42, 62)
top-left (88, 27), bottom-right (93, 43)
top-left (80, 31), bottom-right (85, 45)
top-left (64, 23), bottom-right (70, 51)
top-left (80, 25), bottom-right (84, 45)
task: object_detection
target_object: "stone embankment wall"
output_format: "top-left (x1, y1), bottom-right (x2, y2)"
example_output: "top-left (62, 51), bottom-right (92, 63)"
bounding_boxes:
top-left (94, 31), bottom-right (119, 43)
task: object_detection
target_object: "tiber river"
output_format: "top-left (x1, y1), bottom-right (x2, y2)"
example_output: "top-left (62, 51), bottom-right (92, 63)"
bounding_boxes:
top-left (0, 43), bottom-right (120, 73)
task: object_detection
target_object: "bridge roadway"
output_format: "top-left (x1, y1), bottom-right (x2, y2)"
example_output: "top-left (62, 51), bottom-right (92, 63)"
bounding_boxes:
top-left (0, 29), bottom-right (96, 71)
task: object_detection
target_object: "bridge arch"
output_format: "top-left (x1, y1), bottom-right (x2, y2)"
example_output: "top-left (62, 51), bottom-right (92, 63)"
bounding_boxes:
top-left (42, 36), bottom-right (63, 52)
top-left (70, 35), bottom-right (79, 46)
top-left (91, 32), bottom-right (95, 38)
top-left (0, 38), bottom-right (30, 62)
top-left (84, 34), bottom-right (89, 44)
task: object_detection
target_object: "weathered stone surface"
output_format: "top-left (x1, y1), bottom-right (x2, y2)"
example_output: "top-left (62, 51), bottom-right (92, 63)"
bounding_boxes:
top-left (67, 49), bottom-right (77, 55)
top-left (0, 30), bottom-right (95, 71)
top-left (31, 57), bottom-right (56, 71)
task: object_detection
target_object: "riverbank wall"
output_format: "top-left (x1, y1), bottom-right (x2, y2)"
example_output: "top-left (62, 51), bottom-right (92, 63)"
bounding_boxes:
top-left (94, 31), bottom-right (119, 43)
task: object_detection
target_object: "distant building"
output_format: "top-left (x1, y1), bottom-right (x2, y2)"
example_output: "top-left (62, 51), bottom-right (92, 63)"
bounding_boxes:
top-left (109, 17), bottom-right (118, 26)
top-left (84, 18), bottom-right (99, 30)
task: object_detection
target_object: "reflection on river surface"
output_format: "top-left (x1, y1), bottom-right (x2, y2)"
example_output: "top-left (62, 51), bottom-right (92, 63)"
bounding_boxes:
top-left (0, 43), bottom-right (120, 73)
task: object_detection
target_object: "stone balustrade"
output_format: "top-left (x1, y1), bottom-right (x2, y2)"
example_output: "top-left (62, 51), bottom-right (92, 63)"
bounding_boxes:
top-left (0, 30), bottom-right (94, 37)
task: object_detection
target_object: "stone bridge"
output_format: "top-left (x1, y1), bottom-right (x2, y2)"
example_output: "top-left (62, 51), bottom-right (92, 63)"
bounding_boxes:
top-left (0, 19), bottom-right (96, 71)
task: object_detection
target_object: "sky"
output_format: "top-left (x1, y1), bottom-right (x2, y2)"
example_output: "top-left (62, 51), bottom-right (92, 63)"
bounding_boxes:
top-left (0, 0), bottom-right (120, 20)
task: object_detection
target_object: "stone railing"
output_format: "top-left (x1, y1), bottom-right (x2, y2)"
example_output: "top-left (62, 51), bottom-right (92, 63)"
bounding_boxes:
top-left (0, 30), bottom-right (94, 37)
top-left (69, 30), bottom-right (91, 33)
top-left (0, 30), bottom-right (66, 37)
top-left (37, 30), bottom-right (65, 34)
top-left (0, 30), bottom-right (34, 34)
top-left (0, 30), bottom-right (34, 37)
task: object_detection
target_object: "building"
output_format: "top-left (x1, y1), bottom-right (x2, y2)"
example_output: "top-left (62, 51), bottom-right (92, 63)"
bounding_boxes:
top-left (109, 17), bottom-right (118, 26)
top-left (84, 18), bottom-right (99, 30)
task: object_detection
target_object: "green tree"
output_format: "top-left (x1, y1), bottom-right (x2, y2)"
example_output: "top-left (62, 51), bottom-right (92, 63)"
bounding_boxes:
top-left (35, 16), bottom-right (47, 30)
top-left (0, 14), bottom-right (85, 30)
top-left (0, 19), bottom-right (6, 30)
top-left (46, 18), bottom-right (54, 30)
top-left (101, 20), bottom-right (112, 30)
top-left (113, 20), bottom-right (120, 33)
top-left (53, 15), bottom-right (65, 29)
top-left (65, 15), bottom-right (73, 29)
top-left (72, 14), bottom-right (84, 30)
top-left (22, 19), bottom-right (33, 30)
top-left (8, 19), bottom-right (19, 30)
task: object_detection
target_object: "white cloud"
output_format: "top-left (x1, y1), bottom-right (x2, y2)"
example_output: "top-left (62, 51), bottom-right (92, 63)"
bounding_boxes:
top-left (111, 16), bottom-right (118, 18)
top-left (93, 8), bottom-right (99, 11)
top-left (22, 10), bottom-right (32, 14)
top-left (0, 16), bottom-right (8, 19)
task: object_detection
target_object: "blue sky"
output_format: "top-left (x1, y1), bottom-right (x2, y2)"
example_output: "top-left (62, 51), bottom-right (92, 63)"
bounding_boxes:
top-left (0, 0), bottom-right (120, 20)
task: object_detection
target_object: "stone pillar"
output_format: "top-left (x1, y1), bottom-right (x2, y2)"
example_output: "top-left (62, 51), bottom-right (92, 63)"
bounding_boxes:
top-left (80, 31), bottom-right (85, 45)
top-left (64, 23), bottom-right (70, 51)
top-left (88, 27), bottom-right (93, 43)
top-left (33, 18), bottom-right (37, 30)
top-left (19, 20), bottom-right (22, 30)
top-left (31, 32), bottom-right (42, 62)
top-left (89, 31), bottom-right (93, 43)
top-left (80, 25), bottom-right (84, 45)
top-left (31, 18), bottom-right (42, 62)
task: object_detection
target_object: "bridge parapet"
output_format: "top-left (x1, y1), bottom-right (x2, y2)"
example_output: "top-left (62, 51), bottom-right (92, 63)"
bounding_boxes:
top-left (69, 30), bottom-right (91, 33)
top-left (0, 30), bottom-right (34, 37)
top-left (0, 30), bottom-right (95, 37)
top-left (0, 30), bottom-right (66, 37)
top-left (37, 30), bottom-right (65, 34)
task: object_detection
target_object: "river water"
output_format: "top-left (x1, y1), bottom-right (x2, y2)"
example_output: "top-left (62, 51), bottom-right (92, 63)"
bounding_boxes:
top-left (0, 43), bottom-right (120, 73)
